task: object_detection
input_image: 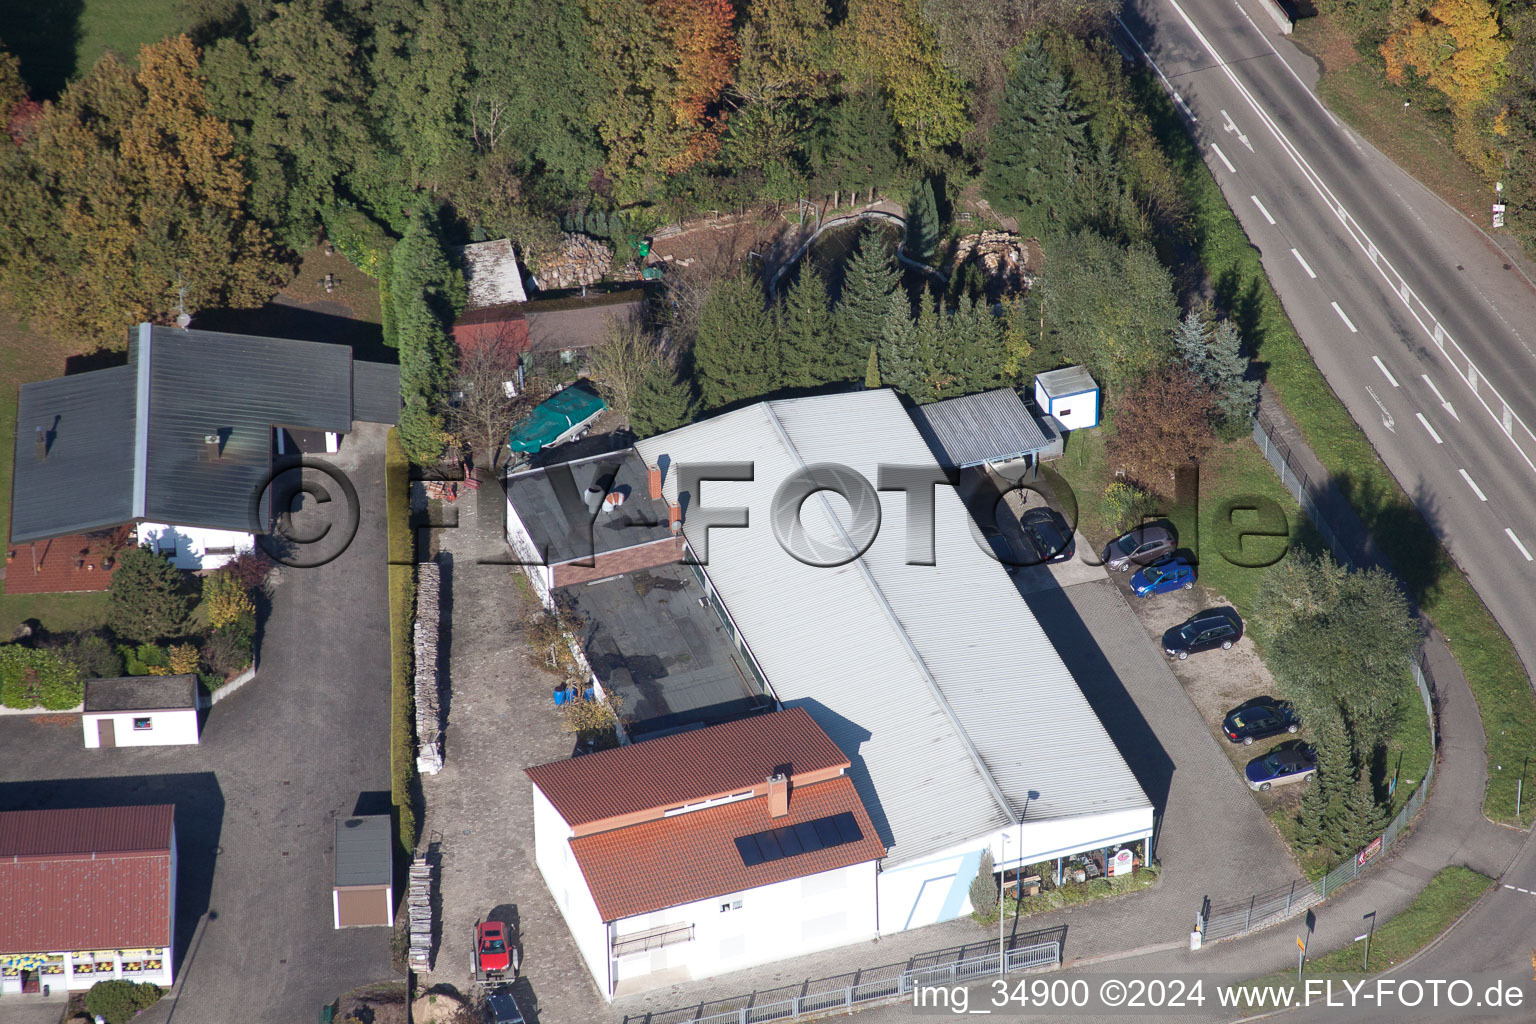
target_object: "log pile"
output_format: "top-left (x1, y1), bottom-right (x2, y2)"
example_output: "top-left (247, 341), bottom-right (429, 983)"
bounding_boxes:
top-left (947, 231), bottom-right (1036, 296)
top-left (533, 233), bottom-right (613, 290)
top-left (414, 562), bottom-right (444, 775)
top-left (407, 853), bottom-right (434, 973)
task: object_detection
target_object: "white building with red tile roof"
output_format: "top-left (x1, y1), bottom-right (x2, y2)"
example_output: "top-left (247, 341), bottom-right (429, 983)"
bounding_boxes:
top-left (527, 709), bottom-right (885, 998)
top-left (0, 805), bottom-right (177, 994)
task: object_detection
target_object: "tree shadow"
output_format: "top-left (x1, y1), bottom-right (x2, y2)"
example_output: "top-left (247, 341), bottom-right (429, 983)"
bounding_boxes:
top-left (195, 301), bottom-right (392, 364)
top-left (3, 0), bottom-right (84, 99)
top-left (1329, 471), bottom-right (1449, 614)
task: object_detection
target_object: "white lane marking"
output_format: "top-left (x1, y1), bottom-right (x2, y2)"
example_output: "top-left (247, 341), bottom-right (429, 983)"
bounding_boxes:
top-left (1373, 356), bottom-right (1399, 387)
top-left (1366, 386), bottom-right (1395, 432)
top-left (1416, 413), bottom-right (1442, 444)
top-left (1291, 248), bottom-right (1316, 279)
top-left (1157, 0), bottom-right (1536, 478)
top-left (1250, 195), bottom-right (1276, 225)
top-left (1117, 18), bottom-right (1196, 122)
top-left (1507, 529), bottom-right (1533, 562)
top-left (1422, 375), bottom-right (1460, 422)
top-left (1228, 0), bottom-right (1341, 128)
top-left (1460, 469), bottom-right (1488, 501)
top-left (1211, 143), bottom-right (1236, 173)
top-left (1332, 302), bottom-right (1357, 332)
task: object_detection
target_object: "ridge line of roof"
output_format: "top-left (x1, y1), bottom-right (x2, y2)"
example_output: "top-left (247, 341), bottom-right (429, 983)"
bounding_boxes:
top-left (132, 322), bottom-right (151, 518)
top-left (758, 397), bottom-right (1018, 825)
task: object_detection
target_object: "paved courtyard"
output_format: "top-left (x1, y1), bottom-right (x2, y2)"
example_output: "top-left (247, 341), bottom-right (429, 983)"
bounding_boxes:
top-left (0, 424), bottom-right (396, 1024)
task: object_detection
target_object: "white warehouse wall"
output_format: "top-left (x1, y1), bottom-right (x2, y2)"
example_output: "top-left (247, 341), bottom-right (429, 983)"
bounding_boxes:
top-left (531, 785), bottom-right (613, 995)
top-left (82, 709), bottom-right (200, 748)
top-left (136, 523), bottom-right (254, 571)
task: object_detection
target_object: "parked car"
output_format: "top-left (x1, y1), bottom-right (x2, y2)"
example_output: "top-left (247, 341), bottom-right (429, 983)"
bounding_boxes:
top-left (1163, 611), bottom-right (1242, 659)
top-left (1104, 525), bottom-right (1175, 572)
top-left (1021, 507), bottom-right (1075, 563)
top-left (1223, 698), bottom-right (1300, 745)
top-left (485, 988), bottom-right (527, 1024)
top-left (477, 921), bottom-right (512, 973)
top-left (1129, 557), bottom-right (1195, 597)
top-left (978, 521), bottom-right (1019, 564)
top-left (1245, 740), bottom-right (1316, 791)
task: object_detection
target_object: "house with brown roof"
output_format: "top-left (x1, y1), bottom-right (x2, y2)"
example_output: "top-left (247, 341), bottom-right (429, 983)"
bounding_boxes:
top-left (0, 805), bottom-right (176, 995)
top-left (526, 708), bottom-right (885, 998)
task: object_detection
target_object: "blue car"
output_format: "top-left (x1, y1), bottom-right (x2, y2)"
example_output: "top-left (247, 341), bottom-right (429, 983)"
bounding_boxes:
top-left (1130, 557), bottom-right (1196, 597)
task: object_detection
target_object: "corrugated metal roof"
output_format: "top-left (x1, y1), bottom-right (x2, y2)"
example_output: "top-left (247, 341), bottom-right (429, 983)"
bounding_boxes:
top-left (334, 815), bottom-right (392, 887)
top-left (10, 366), bottom-right (137, 543)
top-left (1034, 365), bottom-right (1098, 398)
top-left (352, 361), bottom-right (401, 425)
top-left (527, 708), bottom-right (849, 827)
top-left (909, 389), bottom-right (1051, 468)
top-left (84, 675), bottom-right (199, 713)
top-left (637, 390), bottom-right (1151, 865)
top-left (570, 776), bottom-right (884, 921)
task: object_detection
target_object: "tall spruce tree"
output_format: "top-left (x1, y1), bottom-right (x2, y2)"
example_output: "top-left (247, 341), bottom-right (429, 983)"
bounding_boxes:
top-left (877, 286), bottom-right (921, 397)
top-left (694, 275), bottom-right (780, 409)
top-left (778, 266), bottom-right (834, 388)
top-left (865, 345), bottom-right (881, 388)
top-left (983, 40), bottom-right (1091, 240)
top-left (905, 178), bottom-right (941, 262)
top-left (1176, 312), bottom-right (1258, 425)
top-left (631, 362), bottom-right (697, 437)
top-left (835, 228), bottom-right (900, 381)
top-left (108, 546), bottom-right (192, 644)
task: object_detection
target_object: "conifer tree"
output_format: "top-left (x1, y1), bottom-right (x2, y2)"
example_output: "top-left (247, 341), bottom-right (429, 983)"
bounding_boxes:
top-left (865, 345), bottom-right (881, 389)
top-left (835, 228), bottom-right (899, 381)
top-left (877, 286), bottom-right (921, 397)
top-left (983, 40), bottom-right (1090, 240)
top-left (905, 178), bottom-right (941, 262)
top-left (778, 265), bottom-right (834, 388)
top-left (631, 362), bottom-right (697, 438)
top-left (694, 275), bottom-right (779, 408)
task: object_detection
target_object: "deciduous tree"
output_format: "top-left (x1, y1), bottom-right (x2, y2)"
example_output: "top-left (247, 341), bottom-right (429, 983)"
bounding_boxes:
top-left (586, 314), bottom-right (662, 426)
top-left (836, 0), bottom-right (970, 157)
top-left (1107, 366), bottom-right (1216, 490)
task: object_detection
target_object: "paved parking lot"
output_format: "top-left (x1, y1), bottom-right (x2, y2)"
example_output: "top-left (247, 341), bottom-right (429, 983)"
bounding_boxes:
top-left (0, 424), bottom-right (396, 1024)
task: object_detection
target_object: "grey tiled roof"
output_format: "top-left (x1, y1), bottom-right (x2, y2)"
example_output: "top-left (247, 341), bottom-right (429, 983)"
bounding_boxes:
top-left (334, 815), bottom-right (392, 887)
top-left (504, 448), bottom-right (674, 567)
top-left (84, 675), bottom-right (199, 713)
top-left (908, 388), bottom-right (1051, 469)
top-left (11, 325), bottom-right (388, 544)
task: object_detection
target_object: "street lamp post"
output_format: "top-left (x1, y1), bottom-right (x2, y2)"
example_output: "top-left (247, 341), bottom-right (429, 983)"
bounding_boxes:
top-left (999, 834), bottom-right (1008, 976)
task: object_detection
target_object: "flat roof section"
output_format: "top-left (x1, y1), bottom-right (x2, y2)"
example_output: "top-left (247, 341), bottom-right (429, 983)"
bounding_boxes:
top-left (563, 561), bottom-right (773, 739)
top-left (505, 449), bottom-right (674, 567)
top-left (333, 815), bottom-right (392, 888)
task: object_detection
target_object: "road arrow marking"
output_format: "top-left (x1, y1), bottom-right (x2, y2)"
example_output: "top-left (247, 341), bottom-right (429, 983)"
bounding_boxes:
top-left (1366, 386), bottom-right (1395, 432)
top-left (1460, 468), bottom-right (1487, 501)
top-left (1221, 109), bottom-right (1254, 152)
top-left (1421, 375), bottom-right (1460, 421)
top-left (1373, 356), bottom-right (1399, 387)
top-left (1416, 413), bottom-right (1442, 444)
top-left (1332, 302), bottom-right (1357, 332)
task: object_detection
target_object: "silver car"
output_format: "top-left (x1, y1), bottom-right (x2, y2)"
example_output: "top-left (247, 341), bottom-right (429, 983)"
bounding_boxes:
top-left (1105, 525), bottom-right (1175, 572)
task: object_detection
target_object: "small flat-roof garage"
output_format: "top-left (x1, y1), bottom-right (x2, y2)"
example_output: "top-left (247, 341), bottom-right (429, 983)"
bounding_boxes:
top-left (333, 815), bottom-right (394, 928)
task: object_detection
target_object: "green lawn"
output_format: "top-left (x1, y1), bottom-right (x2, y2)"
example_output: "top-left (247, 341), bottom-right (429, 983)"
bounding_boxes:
top-left (1136, 65), bottom-right (1536, 827)
top-left (1231, 866), bottom-right (1492, 1013)
top-left (77, 0), bottom-right (187, 71)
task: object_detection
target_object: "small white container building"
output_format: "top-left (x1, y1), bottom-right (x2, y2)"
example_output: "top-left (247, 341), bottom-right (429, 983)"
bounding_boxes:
top-left (82, 675), bottom-right (200, 748)
top-left (1033, 366), bottom-right (1100, 430)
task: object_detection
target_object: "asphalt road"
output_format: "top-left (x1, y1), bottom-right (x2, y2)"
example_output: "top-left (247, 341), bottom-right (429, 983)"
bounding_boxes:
top-left (1113, 0), bottom-right (1536, 692)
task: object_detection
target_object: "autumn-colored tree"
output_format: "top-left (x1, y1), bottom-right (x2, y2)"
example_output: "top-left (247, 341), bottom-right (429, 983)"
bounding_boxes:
top-left (1382, 0), bottom-right (1511, 171)
top-left (836, 0), bottom-right (970, 157)
top-left (1107, 367), bottom-right (1217, 491)
top-left (734, 0), bottom-right (832, 105)
top-left (0, 36), bottom-right (286, 343)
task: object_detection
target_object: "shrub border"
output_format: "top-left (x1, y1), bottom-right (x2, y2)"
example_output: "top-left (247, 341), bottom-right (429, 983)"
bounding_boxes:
top-left (385, 429), bottom-right (419, 852)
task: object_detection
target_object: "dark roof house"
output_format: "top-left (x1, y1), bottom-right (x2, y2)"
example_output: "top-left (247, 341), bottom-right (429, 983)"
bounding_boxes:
top-left (10, 324), bottom-right (400, 545)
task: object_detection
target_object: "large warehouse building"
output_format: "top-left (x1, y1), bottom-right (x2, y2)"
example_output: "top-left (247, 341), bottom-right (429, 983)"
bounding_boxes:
top-left (632, 389), bottom-right (1154, 933)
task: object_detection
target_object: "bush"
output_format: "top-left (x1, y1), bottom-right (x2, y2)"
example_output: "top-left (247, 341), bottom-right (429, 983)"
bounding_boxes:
top-left (203, 570), bottom-right (256, 629)
top-left (202, 626), bottom-right (253, 677)
top-left (221, 551), bottom-right (276, 594)
top-left (84, 980), bottom-right (163, 1024)
top-left (386, 429), bottom-right (419, 852)
top-left (0, 645), bottom-right (83, 709)
top-left (167, 642), bottom-right (200, 675)
top-left (108, 546), bottom-right (191, 644)
top-left (320, 204), bottom-right (397, 279)
top-left (969, 849), bottom-right (998, 914)
top-left (1101, 482), bottom-right (1159, 535)
top-left (48, 630), bottom-right (123, 679)
top-left (122, 644), bottom-right (168, 677)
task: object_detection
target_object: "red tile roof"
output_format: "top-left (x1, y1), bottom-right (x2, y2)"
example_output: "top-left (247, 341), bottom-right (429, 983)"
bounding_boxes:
top-left (570, 775), bottom-right (885, 921)
top-left (0, 805), bottom-right (175, 953)
top-left (526, 708), bottom-right (850, 827)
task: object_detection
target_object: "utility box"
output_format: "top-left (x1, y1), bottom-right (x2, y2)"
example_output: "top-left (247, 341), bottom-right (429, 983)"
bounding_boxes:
top-left (1033, 366), bottom-right (1100, 431)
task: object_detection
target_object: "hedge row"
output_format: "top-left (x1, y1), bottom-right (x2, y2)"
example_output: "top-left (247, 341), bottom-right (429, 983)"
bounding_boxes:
top-left (385, 429), bottom-right (419, 852)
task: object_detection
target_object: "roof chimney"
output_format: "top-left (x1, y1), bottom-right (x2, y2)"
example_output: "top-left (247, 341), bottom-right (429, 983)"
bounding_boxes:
top-left (203, 433), bottom-right (222, 461)
top-left (584, 485), bottom-right (606, 516)
top-left (766, 772), bottom-right (789, 819)
top-left (667, 503), bottom-right (682, 535)
top-left (647, 464), bottom-right (663, 500)
top-left (34, 427), bottom-right (46, 461)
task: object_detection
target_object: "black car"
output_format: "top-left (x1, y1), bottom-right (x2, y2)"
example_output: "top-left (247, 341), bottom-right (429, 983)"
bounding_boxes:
top-left (1021, 507), bottom-right (1075, 563)
top-left (1163, 611), bottom-right (1242, 660)
top-left (1104, 525), bottom-right (1176, 572)
top-left (485, 989), bottom-right (527, 1024)
top-left (1222, 698), bottom-right (1300, 746)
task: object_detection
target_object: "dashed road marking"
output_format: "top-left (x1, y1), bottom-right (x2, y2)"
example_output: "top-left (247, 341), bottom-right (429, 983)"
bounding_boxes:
top-left (1460, 469), bottom-right (1488, 502)
top-left (1416, 413), bottom-right (1442, 444)
top-left (1211, 144), bottom-right (1236, 173)
top-left (1291, 248), bottom-right (1316, 279)
top-left (1332, 302), bottom-right (1357, 332)
top-left (1251, 195), bottom-right (1276, 225)
top-left (1507, 530), bottom-right (1533, 562)
top-left (1373, 356), bottom-right (1399, 387)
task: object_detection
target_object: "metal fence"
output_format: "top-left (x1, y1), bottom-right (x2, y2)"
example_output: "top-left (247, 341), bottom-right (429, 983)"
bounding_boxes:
top-left (621, 934), bottom-right (1062, 1024)
top-left (1251, 406), bottom-right (1378, 573)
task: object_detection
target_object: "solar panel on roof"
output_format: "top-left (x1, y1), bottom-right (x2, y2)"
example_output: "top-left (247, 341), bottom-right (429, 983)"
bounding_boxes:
top-left (732, 812), bottom-right (863, 867)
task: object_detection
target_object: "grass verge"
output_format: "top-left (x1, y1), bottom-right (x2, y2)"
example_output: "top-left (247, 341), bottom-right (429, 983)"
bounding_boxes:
top-left (1138, 65), bottom-right (1536, 826)
top-left (385, 429), bottom-right (418, 853)
top-left (1230, 866), bottom-right (1492, 1014)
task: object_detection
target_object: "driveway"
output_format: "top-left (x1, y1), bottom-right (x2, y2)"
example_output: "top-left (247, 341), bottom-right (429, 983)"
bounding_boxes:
top-left (0, 423), bottom-right (396, 1024)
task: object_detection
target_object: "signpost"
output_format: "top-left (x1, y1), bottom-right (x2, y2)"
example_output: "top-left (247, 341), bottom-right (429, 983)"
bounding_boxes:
top-left (1357, 835), bottom-right (1384, 868)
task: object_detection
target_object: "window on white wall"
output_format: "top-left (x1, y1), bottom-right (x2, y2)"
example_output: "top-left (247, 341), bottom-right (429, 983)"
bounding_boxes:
top-left (132, 717), bottom-right (152, 731)
top-left (719, 898), bottom-right (742, 913)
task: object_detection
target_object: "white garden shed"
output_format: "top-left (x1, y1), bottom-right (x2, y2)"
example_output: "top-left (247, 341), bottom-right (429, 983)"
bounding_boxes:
top-left (1033, 366), bottom-right (1100, 430)
top-left (82, 675), bottom-right (200, 748)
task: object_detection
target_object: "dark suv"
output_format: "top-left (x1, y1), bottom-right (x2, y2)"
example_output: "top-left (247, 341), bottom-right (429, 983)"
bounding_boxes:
top-left (1163, 611), bottom-right (1242, 660)
top-left (1021, 507), bottom-right (1075, 563)
top-left (1104, 525), bottom-right (1175, 572)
